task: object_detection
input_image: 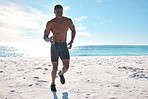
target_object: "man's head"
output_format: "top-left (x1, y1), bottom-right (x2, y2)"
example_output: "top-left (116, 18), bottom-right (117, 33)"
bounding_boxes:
top-left (54, 4), bottom-right (63, 18)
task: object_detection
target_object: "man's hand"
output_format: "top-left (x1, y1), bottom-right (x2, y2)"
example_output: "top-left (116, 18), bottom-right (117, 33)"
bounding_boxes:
top-left (44, 36), bottom-right (55, 44)
top-left (67, 41), bottom-right (73, 49)
top-left (49, 36), bottom-right (55, 45)
top-left (44, 36), bottom-right (50, 42)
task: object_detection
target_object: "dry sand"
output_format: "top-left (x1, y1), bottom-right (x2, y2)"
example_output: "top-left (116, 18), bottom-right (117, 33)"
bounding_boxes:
top-left (0, 56), bottom-right (148, 99)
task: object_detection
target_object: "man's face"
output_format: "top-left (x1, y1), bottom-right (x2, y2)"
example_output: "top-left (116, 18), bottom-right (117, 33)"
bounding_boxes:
top-left (54, 8), bottom-right (63, 18)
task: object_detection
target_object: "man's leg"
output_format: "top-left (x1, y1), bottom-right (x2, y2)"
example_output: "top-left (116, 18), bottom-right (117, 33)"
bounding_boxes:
top-left (51, 61), bottom-right (58, 85)
top-left (50, 43), bottom-right (59, 91)
top-left (58, 43), bottom-right (70, 84)
top-left (60, 59), bottom-right (69, 76)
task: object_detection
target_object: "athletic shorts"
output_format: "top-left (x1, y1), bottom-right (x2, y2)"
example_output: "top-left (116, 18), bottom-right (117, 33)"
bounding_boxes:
top-left (51, 42), bottom-right (70, 62)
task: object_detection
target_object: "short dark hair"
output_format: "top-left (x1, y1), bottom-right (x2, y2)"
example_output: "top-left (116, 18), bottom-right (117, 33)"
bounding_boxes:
top-left (54, 4), bottom-right (63, 10)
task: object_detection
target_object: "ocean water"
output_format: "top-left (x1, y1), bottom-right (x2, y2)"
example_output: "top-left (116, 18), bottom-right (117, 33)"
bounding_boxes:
top-left (0, 45), bottom-right (148, 57)
top-left (70, 45), bottom-right (148, 56)
top-left (0, 46), bottom-right (25, 57)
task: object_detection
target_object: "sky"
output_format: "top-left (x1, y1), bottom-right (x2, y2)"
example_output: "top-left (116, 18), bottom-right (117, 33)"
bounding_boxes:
top-left (0, 0), bottom-right (148, 46)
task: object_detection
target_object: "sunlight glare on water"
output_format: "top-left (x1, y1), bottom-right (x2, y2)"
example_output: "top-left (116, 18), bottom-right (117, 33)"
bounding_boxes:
top-left (0, 40), bottom-right (51, 57)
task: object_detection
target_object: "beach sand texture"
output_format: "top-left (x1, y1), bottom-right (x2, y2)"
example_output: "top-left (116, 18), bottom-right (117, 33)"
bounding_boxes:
top-left (0, 56), bottom-right (148, 99)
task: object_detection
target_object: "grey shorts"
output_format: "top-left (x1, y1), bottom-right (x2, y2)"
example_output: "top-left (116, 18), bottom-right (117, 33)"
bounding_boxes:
top-left (51, 42), bottom-right (70, 62)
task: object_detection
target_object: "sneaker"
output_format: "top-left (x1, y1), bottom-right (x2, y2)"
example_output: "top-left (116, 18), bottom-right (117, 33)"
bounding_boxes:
top-left (51, 83), bottom-right (57, 92)
top-left (58, 71), bottom-right (65, 84)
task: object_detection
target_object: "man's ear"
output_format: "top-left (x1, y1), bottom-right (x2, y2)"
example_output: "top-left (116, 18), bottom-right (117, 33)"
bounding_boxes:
top-left (54, 10), bottom-right (56, 14)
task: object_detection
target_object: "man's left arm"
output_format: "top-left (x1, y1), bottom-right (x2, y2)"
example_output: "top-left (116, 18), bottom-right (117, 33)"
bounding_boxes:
top-left (67, 19), bottom-right (76, 49)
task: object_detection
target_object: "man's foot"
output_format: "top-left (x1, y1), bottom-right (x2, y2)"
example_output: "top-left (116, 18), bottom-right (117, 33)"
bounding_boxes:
top-left (58, 71), bottom-right (65, 84)
top-left (51, 83), bottom-right (57, 92)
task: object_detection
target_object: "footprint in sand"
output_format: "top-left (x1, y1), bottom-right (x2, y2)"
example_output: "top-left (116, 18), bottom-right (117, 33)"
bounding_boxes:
top-left (17, 69), bottom-right (24, 71)
top-left (110, 98), bottom-right (116, 99)
top-left (34, 67), bottom-right (42, 69)
top-left (33, 77), bottom-right (39, 79)
top-left (48, 64), bottom-right (52, 66)
top-left (10, 90), bottom-right (15, 92)
top-left (37, 80), bottom-right (48, 82)
top-left (29, 84), bottom-right (33, 86)
top-left (130, 73), bottom-right (148, 79)
top-left (113, 84), bottom-right (121, 87)
top-left (44, 68), bottom-right (48, 70)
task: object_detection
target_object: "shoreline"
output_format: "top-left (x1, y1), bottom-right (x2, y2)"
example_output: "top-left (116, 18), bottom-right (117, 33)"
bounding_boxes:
top-left (0, 56), bottom-right (148, 99)
top-left (0, 55), bottom-right (148, 57)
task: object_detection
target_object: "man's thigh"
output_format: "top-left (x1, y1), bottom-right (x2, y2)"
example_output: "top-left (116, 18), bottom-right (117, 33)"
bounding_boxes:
top-left (51, 44), bottom-right (59, 62)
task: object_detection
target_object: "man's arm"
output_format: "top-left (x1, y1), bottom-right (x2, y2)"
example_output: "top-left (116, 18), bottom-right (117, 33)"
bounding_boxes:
top-left (69, 19), bottom-right (76, 43)
top-left (67, 19), bottom-right (76, 49)
top-left (43, 21), bottom-right (51, 42)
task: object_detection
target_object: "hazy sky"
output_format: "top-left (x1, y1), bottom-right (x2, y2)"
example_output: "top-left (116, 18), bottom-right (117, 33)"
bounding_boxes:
top-left (0, 0), bottom-right (148, 45)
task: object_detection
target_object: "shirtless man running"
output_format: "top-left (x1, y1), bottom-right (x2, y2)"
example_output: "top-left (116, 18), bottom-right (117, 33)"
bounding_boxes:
top-left (43, 4), bottom-right (76, 92)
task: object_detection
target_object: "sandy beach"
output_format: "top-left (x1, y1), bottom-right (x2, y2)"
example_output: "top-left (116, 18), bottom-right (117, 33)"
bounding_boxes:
top-left (0, 56), bottom-right (148, 99)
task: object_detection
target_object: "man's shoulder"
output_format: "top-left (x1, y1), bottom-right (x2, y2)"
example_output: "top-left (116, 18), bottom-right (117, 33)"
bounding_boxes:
top-left (47, 17), bottom-right (72, 24)
top-left (64, 17), bottom-right (72, 21)
top-left (48, 18), bottom-right (56, 23)
top-left (46, 18), bottom-right (56, 25)
top-left (62, 17), bottom-right (72, 24)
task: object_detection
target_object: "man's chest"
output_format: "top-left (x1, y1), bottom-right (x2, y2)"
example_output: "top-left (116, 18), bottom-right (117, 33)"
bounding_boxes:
top-left (51, 22), bottom-right (69, 30)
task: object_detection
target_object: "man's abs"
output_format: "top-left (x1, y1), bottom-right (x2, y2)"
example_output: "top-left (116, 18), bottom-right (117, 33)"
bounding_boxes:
top-left (53, 33), bottom-right (67, 42)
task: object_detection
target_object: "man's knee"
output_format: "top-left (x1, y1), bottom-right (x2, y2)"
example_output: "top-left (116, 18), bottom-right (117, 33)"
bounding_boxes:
top-left (52, 62), bottom-right (58, 72)
top-left (65, 65), bottom-right (69, 69)
top-left (52, 66), bottom-right (58, 72)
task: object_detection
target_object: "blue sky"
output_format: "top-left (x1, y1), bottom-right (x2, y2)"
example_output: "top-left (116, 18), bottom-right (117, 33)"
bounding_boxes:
top-left (0, 0), bottom-right (148, 46)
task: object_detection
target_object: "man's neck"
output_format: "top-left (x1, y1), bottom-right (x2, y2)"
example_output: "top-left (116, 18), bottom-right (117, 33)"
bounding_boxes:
top-left (56, 16), bottom-right (63, 18)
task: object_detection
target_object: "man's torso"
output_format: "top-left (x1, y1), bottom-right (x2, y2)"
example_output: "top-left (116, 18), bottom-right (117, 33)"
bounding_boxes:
top-left (49, 17), bottom-right (70, 42)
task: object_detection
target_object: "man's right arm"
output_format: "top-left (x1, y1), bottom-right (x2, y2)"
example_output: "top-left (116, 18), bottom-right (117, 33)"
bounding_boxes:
top-left (43, 21), bottom-right (51, 42)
